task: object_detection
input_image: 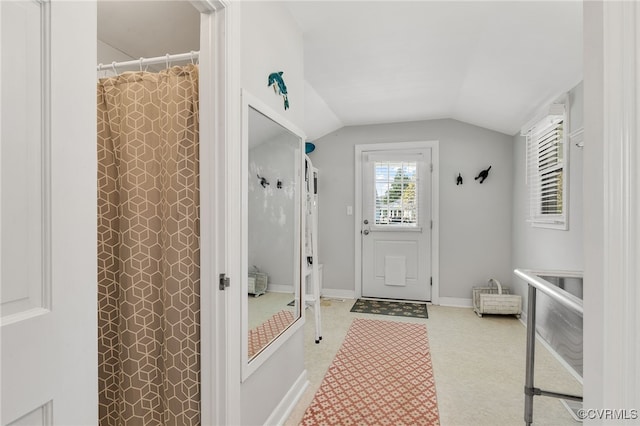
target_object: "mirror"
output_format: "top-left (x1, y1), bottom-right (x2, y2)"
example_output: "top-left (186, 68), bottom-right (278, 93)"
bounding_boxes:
top-left (241, 90), bottom-right (305, 380)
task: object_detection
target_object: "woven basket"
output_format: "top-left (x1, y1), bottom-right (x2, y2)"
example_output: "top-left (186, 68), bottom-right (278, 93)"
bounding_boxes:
top-left (473, 278), bottom-right (521, 318)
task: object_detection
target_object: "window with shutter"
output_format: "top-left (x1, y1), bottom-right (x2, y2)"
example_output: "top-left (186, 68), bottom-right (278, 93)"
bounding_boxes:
top-left (524, 103), bottom-right (568, 229)
top-left (374, 161), bottom-right (418, 226)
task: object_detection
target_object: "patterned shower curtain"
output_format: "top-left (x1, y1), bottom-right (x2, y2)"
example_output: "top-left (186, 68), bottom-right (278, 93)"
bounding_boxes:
top-left (97, 64), bottom-right (200, 425)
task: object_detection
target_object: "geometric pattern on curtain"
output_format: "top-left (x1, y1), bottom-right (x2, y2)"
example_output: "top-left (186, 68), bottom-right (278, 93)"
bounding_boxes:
top-left (97, 64), bottom-right (200, 426)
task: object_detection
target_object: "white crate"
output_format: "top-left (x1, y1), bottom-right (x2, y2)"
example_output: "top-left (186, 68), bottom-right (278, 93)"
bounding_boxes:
top-left (248, 271), bottom-right (268, 297)
top-left (473, 279), bottom-right (521, 318)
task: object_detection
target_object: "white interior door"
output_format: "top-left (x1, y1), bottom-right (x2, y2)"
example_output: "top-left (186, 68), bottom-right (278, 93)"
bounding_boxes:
top-left (361, 149), bottom-right (432, 301)
top-left (1, 1), bottom-right (97, 424)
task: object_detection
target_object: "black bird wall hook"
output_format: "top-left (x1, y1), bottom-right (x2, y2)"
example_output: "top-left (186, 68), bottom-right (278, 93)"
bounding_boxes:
top-left (456, 173), bottom-right (463, 185)
top-left (257, 174), bottom-right (270, 188)
top-left (475, 166), bottom-right (492, 184)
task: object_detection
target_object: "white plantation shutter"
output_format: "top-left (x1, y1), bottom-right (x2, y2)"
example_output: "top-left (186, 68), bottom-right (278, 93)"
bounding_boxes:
top-left (364, 152), bottom-right (423, 228)
top-left (524, 104), bottom-right (568, 229)
top-left (374, 160), bottom-right (419, 226)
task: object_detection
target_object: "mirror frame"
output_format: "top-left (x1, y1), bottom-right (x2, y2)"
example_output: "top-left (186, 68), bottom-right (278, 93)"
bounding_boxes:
top-left (240, 89), bottom-right (306, 381)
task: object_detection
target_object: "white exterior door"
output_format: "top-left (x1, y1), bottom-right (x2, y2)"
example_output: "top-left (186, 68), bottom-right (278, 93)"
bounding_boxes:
top-left (361, 148), bottom-right (432, 301)
top-left (1, 1), bottom-right (97, 424)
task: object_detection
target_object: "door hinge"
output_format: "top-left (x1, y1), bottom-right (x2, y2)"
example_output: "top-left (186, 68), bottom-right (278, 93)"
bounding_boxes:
top-left (430, 163), bottom-right (433, 173)
top-left (219, 273), bottom-right (230, 290)
top-left (430, 220), bottom-right (433, 230)
top-left (430, 277), bottom-right (433, 286)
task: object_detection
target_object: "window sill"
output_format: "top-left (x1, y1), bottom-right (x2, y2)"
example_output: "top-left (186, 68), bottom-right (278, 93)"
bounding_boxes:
top-left (528, 219), bottom-right (568, 231)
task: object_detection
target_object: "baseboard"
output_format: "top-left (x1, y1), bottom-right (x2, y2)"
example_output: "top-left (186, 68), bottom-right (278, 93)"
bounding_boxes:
top-left (265, 369), bottom-right (309, 426)
top-left (519, 310), bottom-right (527, 325)
top-left (320, 288), bottom-right (356, 300)
top-left (438, 297), bottom-right (473, 308)
top-left (268, 284), bottom-right (294, 294)
top-left (318, 291), bottom-right (469, 306)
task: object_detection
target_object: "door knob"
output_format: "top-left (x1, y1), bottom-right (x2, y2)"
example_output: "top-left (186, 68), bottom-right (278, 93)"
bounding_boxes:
top-left (363, 229), bottom-right (370, 235)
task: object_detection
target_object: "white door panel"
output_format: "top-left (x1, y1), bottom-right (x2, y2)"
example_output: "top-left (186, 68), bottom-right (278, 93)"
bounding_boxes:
top-left (7, 404), bottom-right (52, 426)
top-left (361, 148), bottom-right (432, 301)
top-left (1, 1), bottom-right (97, 424)
top-left (369, 238), bottom-right (425, 299)
top-left (0, 0), bottom-right (45, 319)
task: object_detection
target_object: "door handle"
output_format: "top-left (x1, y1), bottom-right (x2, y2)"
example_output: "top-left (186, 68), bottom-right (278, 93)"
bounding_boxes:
top-left (363, 229), bottom-right (370, 235)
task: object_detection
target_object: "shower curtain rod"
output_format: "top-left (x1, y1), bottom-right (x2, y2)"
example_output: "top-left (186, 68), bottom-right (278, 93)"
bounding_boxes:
top-left (97, 51), bottom-right (199, 72)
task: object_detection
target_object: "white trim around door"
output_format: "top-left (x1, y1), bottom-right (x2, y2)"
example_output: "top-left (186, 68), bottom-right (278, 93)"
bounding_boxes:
top-left (582, 0), bottom-right (640, 412)
top-left (194, 1), bottom-right (236, 425)
top-left (355, 141), bottom-right (439, 304)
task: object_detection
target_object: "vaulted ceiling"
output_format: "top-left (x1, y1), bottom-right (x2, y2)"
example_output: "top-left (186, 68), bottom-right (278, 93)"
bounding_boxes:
top-left (98, 1), bottom-right (583, 139)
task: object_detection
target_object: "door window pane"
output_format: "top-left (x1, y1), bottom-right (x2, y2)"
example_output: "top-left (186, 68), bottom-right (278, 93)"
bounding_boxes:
top-left (374, 161), bottom-right (417, 226)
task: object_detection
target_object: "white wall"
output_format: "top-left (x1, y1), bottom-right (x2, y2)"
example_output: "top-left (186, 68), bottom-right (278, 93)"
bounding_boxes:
top-left (240, 3), bottom-right (306, 425)
top-left (97, 40), bottom-right (135, 68)
top-left (240, 331), bottom-right (305, 424)
top-left (304, 81), bottom-right (342, 141)
top-left (241, 2), bottom-right (304, 129)
top-left (511, 82), bottom-right (584, 309)
top-left (96, 40), bottom-right (138, 78)
top-left (248, 138), bottom-right (297, 288)
top-left (312, 119), bottom-right (514, 303)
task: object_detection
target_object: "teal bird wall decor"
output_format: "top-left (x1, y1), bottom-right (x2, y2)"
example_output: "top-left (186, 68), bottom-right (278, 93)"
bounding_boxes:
top-left (268, 71), bottom-right (289, 110)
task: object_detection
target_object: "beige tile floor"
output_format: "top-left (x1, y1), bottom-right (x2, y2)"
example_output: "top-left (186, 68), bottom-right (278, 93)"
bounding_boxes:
top-left (284, 298), bottom-right (582, 426)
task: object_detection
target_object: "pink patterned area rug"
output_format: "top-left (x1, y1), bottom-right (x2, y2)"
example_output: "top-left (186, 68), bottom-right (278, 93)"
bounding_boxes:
top-left (301, 318), bottom-right (440, 425)
top-left (248, 310), bottom-right (294, 359)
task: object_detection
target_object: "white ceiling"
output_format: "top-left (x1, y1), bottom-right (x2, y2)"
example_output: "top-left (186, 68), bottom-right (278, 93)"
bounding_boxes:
top-left (98, 1), bottom-right (583, 138)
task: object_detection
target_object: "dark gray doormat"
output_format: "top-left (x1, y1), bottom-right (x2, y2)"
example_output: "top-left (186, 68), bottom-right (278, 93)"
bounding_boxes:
top-left (350, 298), bottom-right (428, 319)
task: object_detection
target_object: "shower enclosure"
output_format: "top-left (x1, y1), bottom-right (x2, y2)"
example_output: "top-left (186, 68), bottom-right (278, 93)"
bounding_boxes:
top-left (97, 63), bottom-right (201, 425)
